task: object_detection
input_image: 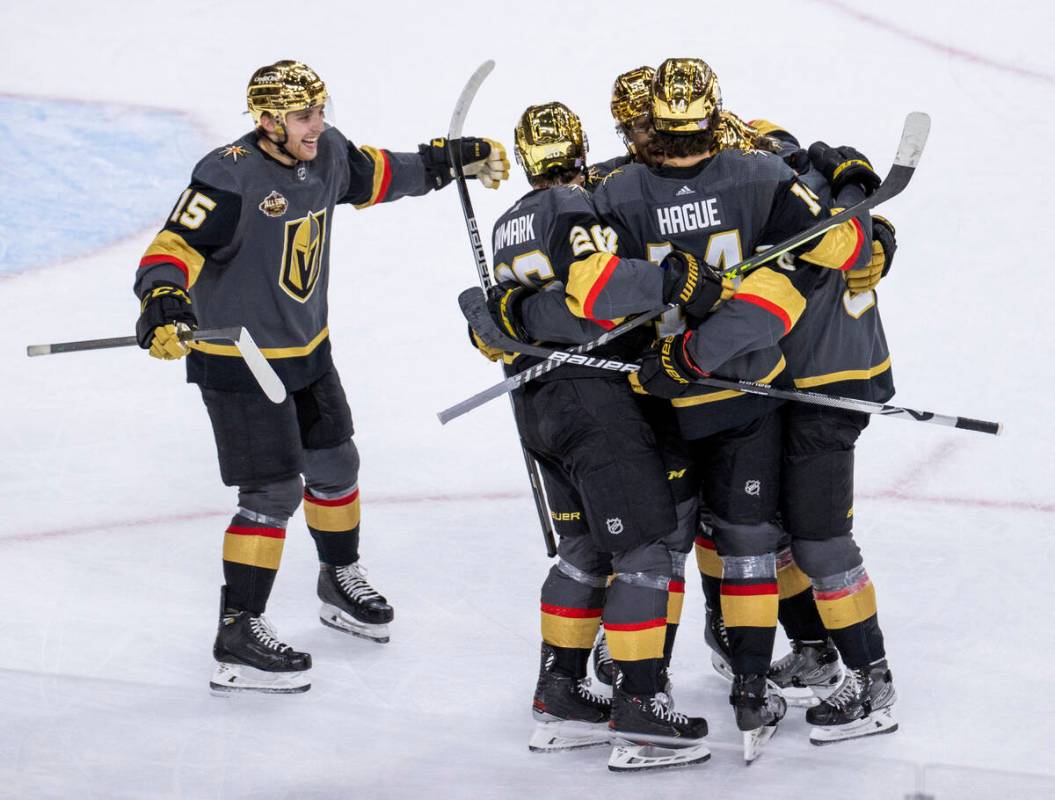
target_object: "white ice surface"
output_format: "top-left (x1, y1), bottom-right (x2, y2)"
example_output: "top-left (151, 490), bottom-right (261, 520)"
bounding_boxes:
top-left (2, 1), bottom-right (1055, 797)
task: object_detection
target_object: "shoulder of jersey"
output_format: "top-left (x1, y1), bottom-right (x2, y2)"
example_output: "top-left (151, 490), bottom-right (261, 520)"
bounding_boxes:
top-left (597, 161), bottom-right (648, 190)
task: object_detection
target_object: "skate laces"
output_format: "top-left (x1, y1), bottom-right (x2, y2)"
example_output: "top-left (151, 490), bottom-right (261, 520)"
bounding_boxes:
top-left (595, 636), bottom-right (612, 665)
top-left (825, 669), bottom-right (864, 710)
top-left (249, 615), bottom-right (291, 652)
top-left (335, 563), bottom-right (383, 603)
top-left (650, 693), bottom-right (688, 725)
top-left (576, 677), bottom-right (611, 707)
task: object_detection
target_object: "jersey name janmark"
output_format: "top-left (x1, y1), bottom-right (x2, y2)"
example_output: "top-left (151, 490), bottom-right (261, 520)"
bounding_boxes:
top-left (494, 213), bottom-right (536, 251)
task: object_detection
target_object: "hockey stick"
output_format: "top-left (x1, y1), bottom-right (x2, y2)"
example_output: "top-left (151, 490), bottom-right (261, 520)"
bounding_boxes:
top-left (437, 112), bottom-right (931, 423)
top-left (460, 289), bottom-right (1002, 436)
top-left (446, 59), bottom-right (558, 557)
top-left (26, 326), bottom-right (287, 404)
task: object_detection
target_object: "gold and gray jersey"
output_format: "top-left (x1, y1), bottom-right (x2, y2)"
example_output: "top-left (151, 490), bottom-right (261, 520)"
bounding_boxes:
top-left (491, 184), bottom-right (655, 379)
top-left (750, 123), bottom-right (894, 402)
top-left (583, 150), bottom-right (870, 438)
top-left (134, 127), bottom-right (433, 392)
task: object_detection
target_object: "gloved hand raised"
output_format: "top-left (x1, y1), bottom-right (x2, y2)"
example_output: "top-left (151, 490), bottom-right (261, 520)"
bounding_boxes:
top-left (807, 141), bottom-right (881, 197)
top-left (420, 137), bottom-right (510, 189)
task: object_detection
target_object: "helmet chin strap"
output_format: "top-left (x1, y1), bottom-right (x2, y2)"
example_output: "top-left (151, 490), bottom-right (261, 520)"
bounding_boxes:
top-left (259, 123), bottom-right (299, 164)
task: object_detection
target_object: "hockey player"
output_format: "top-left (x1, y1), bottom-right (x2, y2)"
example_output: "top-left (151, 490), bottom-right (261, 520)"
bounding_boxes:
top-left (470, 102), bottom-right (709, 771)
top-left (133, 60), bottom-right (508, 693)
top-left (572, 57), bottom-right (875, 760)
top-left (625, 101), bottom-right (898, 742)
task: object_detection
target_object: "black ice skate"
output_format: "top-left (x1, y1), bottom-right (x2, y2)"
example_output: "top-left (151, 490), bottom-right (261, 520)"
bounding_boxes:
top-left (318, 562), bottom-right (394, 643)
top-left (768, 638), bottom-right (843, 707)
top-left (806, 660), bottom-right (898, 745)
top-left (730, 673), bottom-right (787, 764)
top-left (210, 590), bottom-right (312, 694)
top-left (607, 680), bottom-right (709, 772)
top-left (530, 644), bottom-right (612, 753)
top-left (704, 607), bottom-right (734, 682)
top-left (592, 629), bottom-right (614, 686)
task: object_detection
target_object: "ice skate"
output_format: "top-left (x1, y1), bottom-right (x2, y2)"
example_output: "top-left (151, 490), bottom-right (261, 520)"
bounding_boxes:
top-left (607, 679), bottom-right (709, 772)
top-left (591, 629), bottom-right (614, 686)
top-left (730, 674), bottom-right (787, 764)
top-left (704, 608), bottom-right (734, 682)
top-left (768, 638), bottom-right (843, 707)
top-left (318, 562), bottom-right (393, 643)
top-left (807, 660), bottom-right (898, 745)
top-left (530, 644), bottom-right (612, 752)
top-left (210, 592), bottom-right (311, 694)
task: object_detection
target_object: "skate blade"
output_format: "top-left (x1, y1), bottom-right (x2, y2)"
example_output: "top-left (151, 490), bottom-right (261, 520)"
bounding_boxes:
top-left (710, 651), bottom-right (734, 683)
top-left (608, 742), bottom-right (711, 772)
top-left (743, 724), bottom-right (778, 764)
top-left (809, 707), bottom-right (898, 745)
top-left (781, 686), bottom-right (822, 708)
top-left (209, 662), bottom-right (310, 695)
top-left (528, 720), bottom-right (611, 752)
top-left (320, 604), bottom-right (390, 643)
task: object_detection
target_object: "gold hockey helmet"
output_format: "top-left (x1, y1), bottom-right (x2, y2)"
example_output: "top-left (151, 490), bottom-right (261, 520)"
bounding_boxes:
top-left (610, 66), bottom-right (655, 128)
top-left (651, 58), bottom-right (722, 134)
top-left (513, 102), bottom-right (588, 178)
top-left (247, 60), bottom-right (328, 128)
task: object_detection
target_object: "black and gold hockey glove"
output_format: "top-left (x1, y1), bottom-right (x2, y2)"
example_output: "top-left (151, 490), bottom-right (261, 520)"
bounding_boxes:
top-left (419, 137), bottom-right (510, 190)
top-left (136, 282), bottom-right (197, 360)
top-left (846, 215), bottom-right (897, 295)
top-left (660, 250), bottom-right (733, 319)
top-left (807, 141), bottom-right (881, 197)
top-left (467, 284), bottom-right (531, 362)
top-left (629, 333), bottom-right (707, 399)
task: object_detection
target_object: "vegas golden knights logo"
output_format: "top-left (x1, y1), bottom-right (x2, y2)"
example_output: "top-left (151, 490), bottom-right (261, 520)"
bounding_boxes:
top-left (279, 209), bottom-right (327, 302)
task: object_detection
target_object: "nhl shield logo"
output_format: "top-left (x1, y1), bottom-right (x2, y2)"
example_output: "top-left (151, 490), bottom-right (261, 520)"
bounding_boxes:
top-left (278, 209), bottom-right (327, 303)
top-left (744, 480), bottom-right (761, 497)
top-left (259, 190), bottom-right (288, 218)
top-left (606, 517), bottom-right (624, 536)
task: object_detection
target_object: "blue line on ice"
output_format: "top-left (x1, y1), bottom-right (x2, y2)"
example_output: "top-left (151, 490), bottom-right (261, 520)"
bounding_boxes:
top-left (0, 95), bottom-right (207, 275)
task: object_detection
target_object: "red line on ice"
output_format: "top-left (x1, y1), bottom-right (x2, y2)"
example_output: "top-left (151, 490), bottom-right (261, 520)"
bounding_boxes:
top-left (0, 491), bottom-right (527, 546)
top-left (813, 0), bottom-right (1055, 86)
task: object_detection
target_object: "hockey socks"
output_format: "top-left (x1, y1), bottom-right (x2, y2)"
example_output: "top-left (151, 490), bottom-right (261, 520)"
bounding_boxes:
top-left (812, 565), bottom-right (886, 669)
top-left (222, 512), bottom-right (285, 614)
top-left (719, 553), bottom-right (779, 676)
top-left (304, 485), bottom-right (360, 566)
top-left (777, 547), bottom-right (828, 642)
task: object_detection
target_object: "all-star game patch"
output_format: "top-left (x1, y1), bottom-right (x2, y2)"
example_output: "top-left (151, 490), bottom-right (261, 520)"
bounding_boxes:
top-left (259, 191), bottom-right (288, 218)
top-left (0, 95), bottom-right (207, 276)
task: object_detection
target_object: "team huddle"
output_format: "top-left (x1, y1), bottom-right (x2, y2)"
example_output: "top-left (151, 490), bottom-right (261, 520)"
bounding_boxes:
top-left (131, 56), bottom-right (899, 773)
top-left (466, 58), bottom-right (899, 769)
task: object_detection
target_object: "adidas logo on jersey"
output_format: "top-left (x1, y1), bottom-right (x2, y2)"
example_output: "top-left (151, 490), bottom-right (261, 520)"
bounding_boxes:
top-left (675, 185), bottom-right (695, 196)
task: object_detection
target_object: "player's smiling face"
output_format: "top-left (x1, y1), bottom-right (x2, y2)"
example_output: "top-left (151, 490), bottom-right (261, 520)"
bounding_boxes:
top-left (281, 106), bottom-right (325, 161)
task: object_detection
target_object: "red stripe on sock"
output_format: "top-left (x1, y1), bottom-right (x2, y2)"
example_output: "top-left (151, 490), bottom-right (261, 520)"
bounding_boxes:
top-left (540, 603), bottom-right (602, 619)
top-left (225, 525), bottom-right (285, 539)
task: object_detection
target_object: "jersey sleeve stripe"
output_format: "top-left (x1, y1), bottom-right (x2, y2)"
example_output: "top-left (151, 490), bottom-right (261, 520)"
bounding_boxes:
top-left (735, 293), bottom-right (792, 333)
top-left (565, 252), bottom-right (621, 322)
top-left (140, 230), bottom-right (206, 287)
top-left (355, 146), bottom-right (393, 208)
top-left (138, 254), bottom-right (189, 286)
top-left (799, 215), bottom-right (865, 271)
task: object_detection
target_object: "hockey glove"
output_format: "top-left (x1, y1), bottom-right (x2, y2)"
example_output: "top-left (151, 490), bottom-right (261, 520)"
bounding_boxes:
top-left (807, 141), bottom-right (881, 197)
top-left (661, 250), bottom-right (733, 319)
top-left (419, 137), bottom-right (511, 190)
top-left (845, 215), bottom-right (897, 295)
top-left (629, 333), bottom-right (707, 399)
top-left (468, 326), bottom-right (504, 362)
top-left (486, 283), bottom-right (532, 341)
top-left (136, 282), bottom-right (197, 360)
